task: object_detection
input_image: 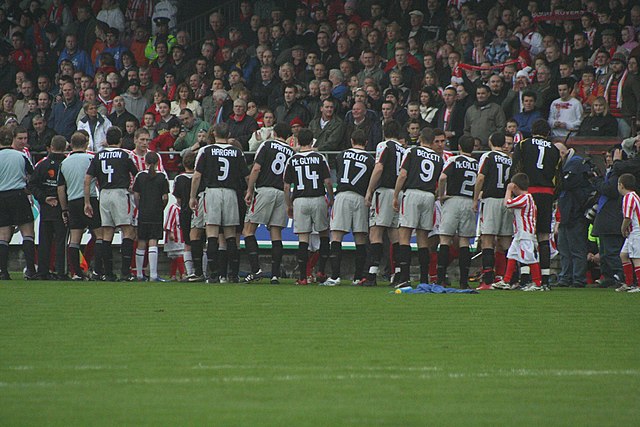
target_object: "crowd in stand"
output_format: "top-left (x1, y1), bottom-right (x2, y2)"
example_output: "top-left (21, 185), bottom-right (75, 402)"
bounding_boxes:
top-left (1, 0), bottom-right (640, 288)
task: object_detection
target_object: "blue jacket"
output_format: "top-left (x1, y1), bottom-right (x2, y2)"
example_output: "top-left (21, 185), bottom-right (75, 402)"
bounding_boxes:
top-left (48, 97), bottom-right (83, 141)
top-left (58, 48), bottom-right (94, 76)
top-left (513, 110), bottom-right (543, 138)
top-left (558, 152), bottom-right (594, 223)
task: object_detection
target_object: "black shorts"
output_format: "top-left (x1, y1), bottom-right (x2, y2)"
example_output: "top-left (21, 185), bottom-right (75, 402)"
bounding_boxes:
top-left (532, 192), bottom-right (553, 235)
top-left (138, 222), bottom-right (163, 241)
top-left (179, 212), bottom-right (192, 245)
top-left (68, 198), bottom-right (101, 230)
top-left (0, 190), bottom-right (34, 227)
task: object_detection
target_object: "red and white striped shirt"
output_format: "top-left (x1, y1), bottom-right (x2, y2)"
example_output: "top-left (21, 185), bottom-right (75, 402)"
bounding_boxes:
top-left (164, 203), bottom-right (183, 243)
top-left (443, 150), bottom-right (454, 162)
top-left (128, 149), bottom-right (165, 172)
top-left (506, 193), bottom-right (537, 240)
top-left (622, 191), bottom-right (640, 235)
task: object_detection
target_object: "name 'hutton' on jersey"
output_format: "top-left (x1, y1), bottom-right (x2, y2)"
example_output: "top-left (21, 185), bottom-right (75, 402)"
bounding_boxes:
top-left (401, 146), bottom-right (444, 193)
top-left (443, 154), bottom-right (479, 197)
top-left (284, 151), bottom-right (331, 199)
top-left (195, 144), bottom-right (249, 191)
top-left (254, 140), bottom-right (295, 190)
top-left (86, 147), bottom-right (138, 189)
top-left (478, 151), bottom-right (512, 198)
top-left (375, 139), bottom-right (405, 189)
top-left (335, 148), bottom-right (374, 196)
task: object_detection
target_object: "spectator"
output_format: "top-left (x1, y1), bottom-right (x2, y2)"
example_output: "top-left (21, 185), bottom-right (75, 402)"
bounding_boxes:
top-left (343, 101), bottom-right (382, 151)
top-left (274, 83), bottom-right (311, 126)
top-left (58, 34), bottom-right (94, 77)
top-left (573, 67), bottom-right (604, 114)
top-left (226, 98), bottom-right (258, 151)
top-left (577, 96), bottom-right (619, 137)
top-left (310, 98), bottom-right (346, 151)
top-left (548, 79), bottom-right (584, 139)
top-left (77, 101), bottom-right (113, 152)
top-left (173, 108), bottom-right (210, 151)
top-left (603, 52), bottom-right (640, 138)
top-left (513, 91), bottom-right (543, 139)
top-left (463, 85), bottom-right (506, 148)
top-left (108, 95), bottom-right (138, 133)
top-left (149, 117), bottom-right (181, 172)
top-left (248, 110), bottom-right (275, 151)
top-left (122, 79), bottom-right (150, 122)
top-left (97, 0), bottom-right (126, 34)
top-left (27, 115), bottom-right (55, 155)
top-left (48, 82), bottom-right (83, 140)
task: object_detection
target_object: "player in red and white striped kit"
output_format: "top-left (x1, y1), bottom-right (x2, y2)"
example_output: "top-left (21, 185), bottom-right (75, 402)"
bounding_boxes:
top-left (492, 173), bottom-right (544, 291)
top-left (617, 173), bottom-right (640, 292)
top-left (163, 202), bottom-right (185, 281)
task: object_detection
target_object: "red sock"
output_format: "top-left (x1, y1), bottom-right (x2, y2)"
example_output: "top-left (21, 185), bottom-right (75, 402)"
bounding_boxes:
top-left (635, 266), bottom-right (640, 286)
top-left (176, 256), bottom-right (185, 278)
top-left (307, 252), bottom-right (319, 275)
top-left (623, 262), bottom-right (634, 286)
top-left (495, 251), bottom-right (506, 277)
top-left (429, 252), bottom-right (438, 280)
top-left (504, 259), bottom-right (517, 283)
top-left (170, 258), bottom-right (178, 277)
top-left (530, 263), bottom-right (541, 286)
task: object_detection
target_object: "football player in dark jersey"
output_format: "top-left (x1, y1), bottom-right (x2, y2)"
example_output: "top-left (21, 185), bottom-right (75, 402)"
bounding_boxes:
top-left (172, 151), bottom-right (196, 278)
top-left (190, 125), bottom-right (249, 284)
top-left (437, 135), bottom-right (479, 289)
top-left (284, 128), bottom-right (334, 286)
top-left (473, 132), bottom-right (514, 290)
top-left (326, 129), bottom-right (374, 286)
top-left (85, 127), bottom-right (139, 281)
top-left (363, 120), bottom-right (406, 286)
top-left (393, 128), bottom-right (445, 287)
top-left (243, 123), bottom-right (294, 284)
top-left (511, 119), bottom-right (561, 289)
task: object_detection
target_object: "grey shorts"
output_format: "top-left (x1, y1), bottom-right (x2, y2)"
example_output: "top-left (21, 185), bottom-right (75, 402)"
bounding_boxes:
top-left (480, 197), bottom-right (514, 236)
top-left (99, 188), bottom-right (133, 228)
top-left (330, 191), bottom-right (368, 233)
top-left (191, 194), bottom-right (205, 229)
top-left (245, 187), bottom-right (287, 228)
top-left (399, 189), bottom-right (436, 231)
top-left (369, 187), bottom-right (399, 228)
top-left (205, 187), bottom-right (240, 226)
top-left (439, 196), bottom-right (476, 238)
top-left (293, 196), bottom-right (329, 233)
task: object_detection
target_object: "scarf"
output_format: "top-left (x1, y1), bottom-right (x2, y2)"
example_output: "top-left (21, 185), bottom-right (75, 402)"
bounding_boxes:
top-left (604, 70), bottom-right (628, 109)
top-left (577, 81), bottom-right (597, 101)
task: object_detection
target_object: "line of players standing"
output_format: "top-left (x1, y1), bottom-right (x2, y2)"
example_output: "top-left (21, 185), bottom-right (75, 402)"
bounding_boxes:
top-left (0, 116), bottom-right (564, 289)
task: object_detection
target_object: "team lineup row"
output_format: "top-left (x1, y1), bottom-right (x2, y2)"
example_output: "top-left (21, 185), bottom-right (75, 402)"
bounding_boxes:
top-left (1, 119), bottom-right (639, 291)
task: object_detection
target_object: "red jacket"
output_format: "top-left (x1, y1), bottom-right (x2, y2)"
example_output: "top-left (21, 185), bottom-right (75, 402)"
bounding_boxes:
top-left (150, 132), bottom-right (179, 171)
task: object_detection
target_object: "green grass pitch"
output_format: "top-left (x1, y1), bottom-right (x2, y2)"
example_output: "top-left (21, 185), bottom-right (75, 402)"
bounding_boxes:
top-left (1, 278), bottom-right (639, 426)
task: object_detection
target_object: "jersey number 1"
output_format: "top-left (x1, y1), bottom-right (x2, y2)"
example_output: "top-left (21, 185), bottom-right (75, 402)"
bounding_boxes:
top-left (340, 159), bottom-right (367, 185)
top-left (295, 165), bottom-right (320, 190)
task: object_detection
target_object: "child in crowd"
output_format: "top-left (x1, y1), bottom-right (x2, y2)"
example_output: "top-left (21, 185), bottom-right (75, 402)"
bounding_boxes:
top-left (492, 173), bottom-right (544, 291)
top-left (133, 151), bottom-right (170, 281)
top-left (617, 173), bottom-right (640, 292)
top-left (505, 119), bottom-right (523, 143)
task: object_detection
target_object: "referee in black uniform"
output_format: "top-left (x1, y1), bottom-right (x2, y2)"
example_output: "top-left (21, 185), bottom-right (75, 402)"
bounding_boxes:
top-left (0, 126), bottom-right (37, 279)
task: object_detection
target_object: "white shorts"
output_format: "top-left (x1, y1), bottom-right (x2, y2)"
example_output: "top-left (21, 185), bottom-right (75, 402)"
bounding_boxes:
top-left (439, 196), bottom-right (476, 238)
top-left (330, 191), bottom-right (368, 234)
top-left (245, 187), bottom-right (287, 228)
top-left (507, 238), bottom-right (539, 264)
top-left (480, 197), bottom-right (514, 236)
top-left (99, 188), bottom-right (134, 228)
top-left (428, 200), bottom-right (443, 238)
top-left (204, 187), bottom-right (240, 226)
top-left (293, 196), bottom-right (329, 233)
top-left (370, 187), bottom-right (399, 228)
top-left (399, 189), bottom-right (436, 231)
top-left (622, 234), bottom-right (640, 259)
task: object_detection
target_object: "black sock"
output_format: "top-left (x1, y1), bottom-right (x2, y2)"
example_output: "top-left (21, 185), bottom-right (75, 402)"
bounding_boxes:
top-left (418, 247), bottom-right (430, 283)
top-left (0, 240), bottom-right (8, 272)
top-left (538, 240), bottom-right (550, 285)
top-left (354, 244), bottom-right (367, 281)
top-left (121, 238), bottom-right (134, 277)
top-left (94, 239), bottom-right (103, 275)
top-left (297, 241), bottom-right (309, 280)
top-left (367, 242), bottom-right (383, 280)
top-left (392, 242), bottom-right (400, 276)
top-left (271, 240), bottom-right (283, 278)
top-left (191, 239), bottom-right (203, 276)
top-left (207, 237), bottom-right (219, 277)
top-left (69, 243), bottom-right (81, 276)
top-left (330, 241), bottom-right (342, 279)
top-left (459, 246), bottom-right (470, 289)
top-left (102, 240), bottom-right (113, 275)
top-left (226, 237), bottom-right (238, 277)
top-left (399, 244), bottom-right (411, 282)
top-left (482, 248), bottom-right (495, 284)
top-left (22, 236), bottom-right (36, 274)
top-left (317, 237), bottom-right (330, 274)
top-left (218, 248), bottom-right (228, 278)
top-left (244, 234), bottom-right (260, 273)
top-left (437, 244), bottom-right (449, 285)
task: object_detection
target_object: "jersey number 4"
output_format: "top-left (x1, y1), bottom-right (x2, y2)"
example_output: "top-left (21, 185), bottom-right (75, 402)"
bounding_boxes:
top-left (101, 160), bottom-right (114, 183)
top-left (295, 165), bottom-right (320, 190)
